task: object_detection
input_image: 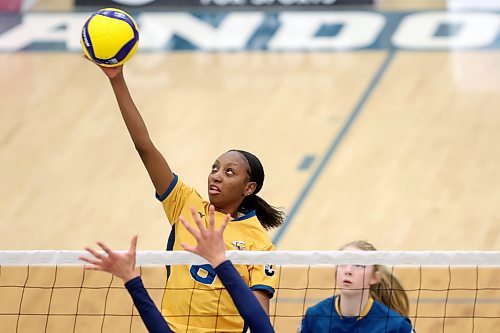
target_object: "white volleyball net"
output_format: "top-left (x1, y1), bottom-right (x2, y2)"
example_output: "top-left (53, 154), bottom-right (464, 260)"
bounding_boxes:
top-left (1, 250), bottom-right (499, 332)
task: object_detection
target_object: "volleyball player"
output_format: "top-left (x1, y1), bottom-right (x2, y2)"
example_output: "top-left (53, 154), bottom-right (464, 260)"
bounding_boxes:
top-left (80, 205), bottom-right (275, 333)
top-left (89, 62), bottom-right (284, 332)
top-left (299, 241), bottom-right (415, 333)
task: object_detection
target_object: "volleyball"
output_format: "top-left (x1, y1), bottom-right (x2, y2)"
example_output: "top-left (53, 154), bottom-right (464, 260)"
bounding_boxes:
top-left (81, 8), bottom-right (139, 67)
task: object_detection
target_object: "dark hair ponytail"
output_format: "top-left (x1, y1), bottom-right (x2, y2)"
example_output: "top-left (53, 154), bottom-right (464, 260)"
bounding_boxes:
top-left (230, 150), bottom-right (285, 230)
top-left (241, 194), bottom-right (284, 230)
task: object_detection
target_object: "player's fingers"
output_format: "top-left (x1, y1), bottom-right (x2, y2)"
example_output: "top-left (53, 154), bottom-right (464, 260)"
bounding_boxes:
top-left (218, 214), bottom-right (230, 234)
top-left (129, 235), bottom-right (138, 256)
top-left (97, 241), bottom-right (114, 257)
top-left (189, 207), bottom-right (206, 233)
top-left (85, 246), bottom-right (104, 260)
top-left (208, 205), bottom-right (216, 231)
top-left (189, 206), bottom-right (201, 223)
top-left (79, 256), bottom-right (101, 266)
top-left (180, 242), bottom-right (197, 254)
top-left (83, 265), bottom-right (104, 272)
top-left (180, 216), bottom-right (200, 239)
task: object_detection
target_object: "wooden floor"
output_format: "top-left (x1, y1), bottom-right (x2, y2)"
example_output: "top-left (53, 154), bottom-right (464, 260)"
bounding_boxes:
top-left (2, 50), bottom-right (499, 252)
top-left (1, 2), bottom-right (500, 332)
top-left (277, 51), bottom-right (500, 251)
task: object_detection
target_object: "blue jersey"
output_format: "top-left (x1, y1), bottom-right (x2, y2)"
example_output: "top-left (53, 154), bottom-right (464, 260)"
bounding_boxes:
top-left (300, 296), bottom-right (414, 333)
top-left (125, 260), bottom-right (275, 333)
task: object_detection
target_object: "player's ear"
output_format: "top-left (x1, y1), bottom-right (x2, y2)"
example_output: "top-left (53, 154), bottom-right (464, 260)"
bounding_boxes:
top-left (243, 181), bottom-right (256, 197)
top-left (370, 269), bottom-right (382, 286)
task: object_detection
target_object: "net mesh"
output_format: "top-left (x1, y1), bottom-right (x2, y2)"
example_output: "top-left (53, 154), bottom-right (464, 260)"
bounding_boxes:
top-left (1, 251), bottom-right (499, 333)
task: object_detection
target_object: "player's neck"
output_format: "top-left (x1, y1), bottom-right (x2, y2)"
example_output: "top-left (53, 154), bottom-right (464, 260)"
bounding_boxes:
top-left (338, 292), bottom-right (371, 317)
top-left (213, 204), bottom-right (239, 219)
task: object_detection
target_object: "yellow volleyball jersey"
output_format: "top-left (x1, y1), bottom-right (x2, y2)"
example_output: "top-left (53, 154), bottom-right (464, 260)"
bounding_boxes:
top-left (156, 175), bottom-right (278, 333)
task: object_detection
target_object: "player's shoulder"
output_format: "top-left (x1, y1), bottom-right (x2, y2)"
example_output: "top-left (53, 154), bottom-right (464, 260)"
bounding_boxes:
top-left (164, 175), bottom-right (204, 200)
top-left (175, 176), bottom-right (203, 197)
top-left (371, 299), bottom-right (401, 316)
top-left (370, 301), bottom-right (414, 332)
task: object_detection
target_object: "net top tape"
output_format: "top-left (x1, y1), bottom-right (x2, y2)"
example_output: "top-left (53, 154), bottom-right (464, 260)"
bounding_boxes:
top-left (0, 250), bottom-right (499, 266)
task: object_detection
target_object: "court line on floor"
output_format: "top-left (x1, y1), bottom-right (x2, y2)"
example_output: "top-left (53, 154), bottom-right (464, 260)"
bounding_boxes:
top-left (273, 51), bottom-right (396, 245)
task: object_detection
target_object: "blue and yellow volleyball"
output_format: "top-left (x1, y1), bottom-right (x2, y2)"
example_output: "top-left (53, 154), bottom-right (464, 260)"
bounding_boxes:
top-left (81, 8), bottom-right (139, 67)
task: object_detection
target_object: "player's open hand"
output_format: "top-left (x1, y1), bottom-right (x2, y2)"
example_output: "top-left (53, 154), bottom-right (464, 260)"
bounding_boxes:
top-left (180, 205), bottom-right (230, 268)
top-left (80, 235), bottom-right (139, 283)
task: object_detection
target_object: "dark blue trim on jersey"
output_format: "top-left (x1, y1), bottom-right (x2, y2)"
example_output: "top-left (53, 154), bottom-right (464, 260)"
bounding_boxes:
top-left (165, 224), bottom-right (176, 280)
top-left (233, 210), bottom-right (256, 221)
top-left (156, 174), bottom-right (178, 201)
top-left (251, 284), bottom-right (275, 298)
top-left (273, 51), bottom-right (395, 245)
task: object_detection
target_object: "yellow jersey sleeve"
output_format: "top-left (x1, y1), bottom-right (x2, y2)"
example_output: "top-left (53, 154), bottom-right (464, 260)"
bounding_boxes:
top-left (249, 234), bottom-right (279, 298)
top-left (156, 174), bottom-right (201, 225)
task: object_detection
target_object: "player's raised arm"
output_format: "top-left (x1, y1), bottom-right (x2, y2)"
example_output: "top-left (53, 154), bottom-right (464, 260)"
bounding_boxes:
top-left (80, 236), bottom-right (174, 333)
top-left (94, 63), bottom-right (173, 196)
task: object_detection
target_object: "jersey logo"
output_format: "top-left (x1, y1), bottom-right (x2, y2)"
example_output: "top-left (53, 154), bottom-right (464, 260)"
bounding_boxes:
top-left (190, 264), bottom-right (216, 285)
top-left (264, 264), bottom-right (275, 277)
top-left (232, 241), bottom-right (246, 250)
top-left (198, 212), bottom-right (205, 218)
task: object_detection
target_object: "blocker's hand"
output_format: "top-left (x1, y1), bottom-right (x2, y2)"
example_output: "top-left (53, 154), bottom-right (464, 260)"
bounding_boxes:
top-left (180, 205), bottom-right (230, 268)
top-left (80, 235), bottom-right (139, 283)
